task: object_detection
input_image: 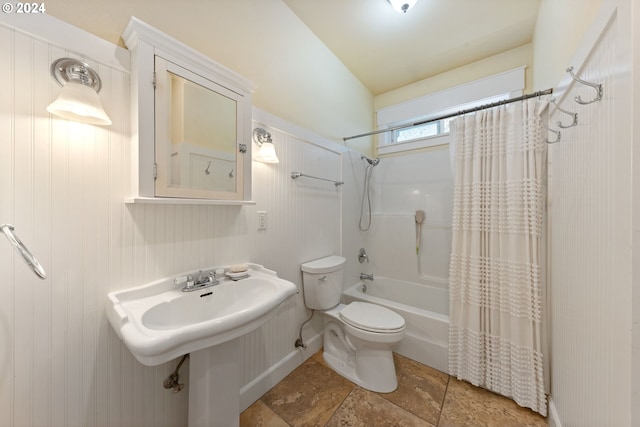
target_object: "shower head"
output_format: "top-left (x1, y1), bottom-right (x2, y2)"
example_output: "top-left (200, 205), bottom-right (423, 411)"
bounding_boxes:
top-left (361, 156), bottom-right (380, 166)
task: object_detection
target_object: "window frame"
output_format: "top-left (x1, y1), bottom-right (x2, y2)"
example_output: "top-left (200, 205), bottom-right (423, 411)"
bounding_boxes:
top-left (376, 67), bottom-right (525, 155)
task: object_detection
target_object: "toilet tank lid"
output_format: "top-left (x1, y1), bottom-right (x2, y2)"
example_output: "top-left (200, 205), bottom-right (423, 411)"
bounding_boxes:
top-left (301, 255), bottom-right (346, 274)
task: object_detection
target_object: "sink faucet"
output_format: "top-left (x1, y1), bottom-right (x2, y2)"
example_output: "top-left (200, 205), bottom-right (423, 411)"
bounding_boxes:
top-left (195, 270), bottom-right (217, 286)
top-left (360, 273), bottom-right (374, 281)
top-left (176, 270), bottom-right (219, 292)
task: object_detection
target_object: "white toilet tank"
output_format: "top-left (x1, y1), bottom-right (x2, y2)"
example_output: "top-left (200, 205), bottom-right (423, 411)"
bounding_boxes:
top-left (301, 255), bottom-right (346, 310)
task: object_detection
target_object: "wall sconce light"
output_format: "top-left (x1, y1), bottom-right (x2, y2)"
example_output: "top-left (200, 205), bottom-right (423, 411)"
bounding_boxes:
top-left (253, 128), bottom-right (279, 163)
top-left (387, 0), bottom-right (417, 13)
top-left (46, 58), bottom-right (112, 126)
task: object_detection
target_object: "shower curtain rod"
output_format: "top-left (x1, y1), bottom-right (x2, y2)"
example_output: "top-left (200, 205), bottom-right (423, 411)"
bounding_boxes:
top-left (342, 88), bottom-right (554, 142)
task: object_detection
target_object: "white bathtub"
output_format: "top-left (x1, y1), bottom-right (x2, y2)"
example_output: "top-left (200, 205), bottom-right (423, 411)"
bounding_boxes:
top-left (342, 276), bottom-right (449, 374)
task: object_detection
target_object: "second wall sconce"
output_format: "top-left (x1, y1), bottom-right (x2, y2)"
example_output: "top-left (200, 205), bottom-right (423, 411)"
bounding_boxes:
top-left (253, 127), bottom-right (279, 163)
top-left (47, 57), bottom-right (112, 126)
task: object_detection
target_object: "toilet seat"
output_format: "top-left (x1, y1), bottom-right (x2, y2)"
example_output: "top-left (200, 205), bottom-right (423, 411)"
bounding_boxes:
top-left (339, 302), bottom-right (405, 333)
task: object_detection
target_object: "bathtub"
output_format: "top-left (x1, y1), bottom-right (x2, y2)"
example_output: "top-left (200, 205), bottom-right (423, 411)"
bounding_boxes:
top-left (342, 277), bottom-right (449, 374)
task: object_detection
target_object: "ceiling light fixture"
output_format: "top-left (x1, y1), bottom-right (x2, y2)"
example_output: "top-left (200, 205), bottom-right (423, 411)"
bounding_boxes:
top-left (47, 58), bottom-right (112, 126)
top-left (387, 0), bottom-right (417, 13)
top-left (253, 128), bottom-right (279, 163)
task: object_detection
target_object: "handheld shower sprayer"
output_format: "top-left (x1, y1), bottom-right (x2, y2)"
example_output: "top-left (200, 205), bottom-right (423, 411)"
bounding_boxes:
top-left (358, 155), bottom-right (381, 231)
top-left (415, 210), bottom-right (425, 254)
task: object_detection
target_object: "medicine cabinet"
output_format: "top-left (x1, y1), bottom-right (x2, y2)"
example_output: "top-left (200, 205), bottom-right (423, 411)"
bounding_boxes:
top-left (123, 17), bottom-right (256, 204)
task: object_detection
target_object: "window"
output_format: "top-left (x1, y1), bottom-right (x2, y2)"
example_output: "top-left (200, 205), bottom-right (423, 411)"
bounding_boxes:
top-left (376, 67), bottom-right (525, 155)
top-left (393, 118), bottom-right (453, 143)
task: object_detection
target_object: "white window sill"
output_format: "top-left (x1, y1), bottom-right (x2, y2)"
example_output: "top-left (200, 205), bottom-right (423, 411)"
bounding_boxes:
top-left (378, 133), bottom-right (451, 155)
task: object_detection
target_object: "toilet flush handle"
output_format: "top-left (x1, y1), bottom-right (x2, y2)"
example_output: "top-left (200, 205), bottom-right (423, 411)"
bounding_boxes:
top-left (319, 275), bottom-right (327, 282)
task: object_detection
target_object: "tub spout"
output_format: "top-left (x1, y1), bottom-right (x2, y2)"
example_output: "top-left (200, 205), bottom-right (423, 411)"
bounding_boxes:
top-left (360, 273), bottom-right (374, 281)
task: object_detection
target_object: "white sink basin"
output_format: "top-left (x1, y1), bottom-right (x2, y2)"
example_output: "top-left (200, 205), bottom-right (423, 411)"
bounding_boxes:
top-left (106, 264), bottom-right (297, 366)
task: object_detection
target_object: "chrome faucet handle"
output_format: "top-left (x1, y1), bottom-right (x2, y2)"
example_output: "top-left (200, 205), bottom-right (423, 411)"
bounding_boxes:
top-left (174, 275), bottom-right (195, 289)
top-left (195, 270), bottom-right (203, 283)
top-left (194, 270), bottom-right (217, 286)
top-left (358, 248), bottom-right (369, 263)
top-left (207, 270), bottom-right (219, 285)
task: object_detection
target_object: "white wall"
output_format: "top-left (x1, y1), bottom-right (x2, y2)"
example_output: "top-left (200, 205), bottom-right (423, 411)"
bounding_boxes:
top-left (41, 0), bottom-right (374, 153)
top-left (0, 15), bottom-right (343, 426)
top-left (632, 3), bottom-right (640, 425)
top-left (532, 0), bottom-right (603, 91)
top-left (243, 111), bottom-right (343, 397)
top-left (340, 150), bottom-right (367, 286)
top-left (374, 44), bottom-right (533, 111)
top-left (544, 1), bottom-right (635, 426)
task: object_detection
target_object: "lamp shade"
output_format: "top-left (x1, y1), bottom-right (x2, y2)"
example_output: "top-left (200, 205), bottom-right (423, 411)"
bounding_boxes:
top-left (255, 141), bottom-right (279, 163)
top-left (47, 81), bottom-right (112, 126)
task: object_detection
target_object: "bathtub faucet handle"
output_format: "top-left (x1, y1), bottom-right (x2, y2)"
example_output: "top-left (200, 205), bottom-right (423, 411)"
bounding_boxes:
top-left (358, 248), bottom-right (369, 264)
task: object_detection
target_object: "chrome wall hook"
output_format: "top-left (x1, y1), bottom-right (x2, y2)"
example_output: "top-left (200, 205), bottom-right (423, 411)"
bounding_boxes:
top-left (566, 66), bottom-right (603, 105)
top-left (547, 128), bottom-right (561, 144)
top-left (551, 99), bottom-right (578, 129)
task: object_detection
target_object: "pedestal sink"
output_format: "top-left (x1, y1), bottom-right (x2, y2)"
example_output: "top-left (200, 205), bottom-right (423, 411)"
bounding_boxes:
top-left (106, 263), bottom-right (298, 427)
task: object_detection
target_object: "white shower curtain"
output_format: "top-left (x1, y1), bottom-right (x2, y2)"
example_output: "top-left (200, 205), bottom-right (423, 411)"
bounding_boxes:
top-left (448, 98), bottom-right (547, 415)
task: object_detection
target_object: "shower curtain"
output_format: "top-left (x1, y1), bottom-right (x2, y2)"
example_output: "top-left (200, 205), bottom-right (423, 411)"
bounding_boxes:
top-left (448, 98), bottom-right (547, 415)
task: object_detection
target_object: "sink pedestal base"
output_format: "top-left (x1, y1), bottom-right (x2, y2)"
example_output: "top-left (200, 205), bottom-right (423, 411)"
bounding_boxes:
top-left (188, 339), bottom-right (240, 427)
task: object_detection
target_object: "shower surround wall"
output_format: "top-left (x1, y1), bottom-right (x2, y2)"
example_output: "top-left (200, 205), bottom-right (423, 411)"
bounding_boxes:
top-left (0, 17), bottom-right (342, 427)
top-left (351, 147), bottom-right (454, 288)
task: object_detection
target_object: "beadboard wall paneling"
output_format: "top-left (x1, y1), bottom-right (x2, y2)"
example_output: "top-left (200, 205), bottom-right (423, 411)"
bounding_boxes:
top-left (0, 21), bottom-right (342, 426)
top-left (242, 122), bottom-right (342, 385)
top-left (547, 9), bottom-right (632, 427)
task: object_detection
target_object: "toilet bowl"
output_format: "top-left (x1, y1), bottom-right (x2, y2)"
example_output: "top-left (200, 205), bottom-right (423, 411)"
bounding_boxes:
top-left (301, 256), bottom-right (406, 393)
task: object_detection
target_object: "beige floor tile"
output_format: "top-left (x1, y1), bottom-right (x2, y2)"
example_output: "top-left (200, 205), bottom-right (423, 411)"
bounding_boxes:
top-left (310, 348), bottom-right (328, 367)
top-left (261, 359), bottom-right (355, 427)
top-left (326, 386), bottom-right (434, 427)
top-left (240, 399), bottom-right (289, 427)
top-left (438, 379), bottom-right (548, 427)
top-left (381, 354), bottom-right (449, 424)
top-left (247, 349), bottom-right (548, 427)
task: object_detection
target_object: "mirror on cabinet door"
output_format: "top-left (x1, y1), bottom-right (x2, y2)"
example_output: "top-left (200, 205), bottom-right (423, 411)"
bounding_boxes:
top-left (155, 57), bottom-right (244, 199)
top-left (123, 17), bottom-right (255, 204)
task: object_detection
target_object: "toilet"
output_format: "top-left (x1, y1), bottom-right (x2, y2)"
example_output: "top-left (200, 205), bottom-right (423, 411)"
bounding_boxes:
top-left (301, 255), bottom-right (405, 393)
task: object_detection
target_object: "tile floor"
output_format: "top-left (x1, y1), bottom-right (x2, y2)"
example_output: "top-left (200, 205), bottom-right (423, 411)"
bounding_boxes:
top-left (240, 350), bottom-right (548, 427)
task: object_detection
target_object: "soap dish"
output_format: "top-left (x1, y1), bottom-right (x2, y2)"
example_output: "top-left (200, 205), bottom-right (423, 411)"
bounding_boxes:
top-left (226, 271), bottom-right (250, 281)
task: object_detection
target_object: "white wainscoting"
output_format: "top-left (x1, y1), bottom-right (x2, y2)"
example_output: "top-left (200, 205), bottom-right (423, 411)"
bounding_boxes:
top-left (547, 5), bottom-right (633, 426)
top-left (0, 17), bottom-right (342, 426)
